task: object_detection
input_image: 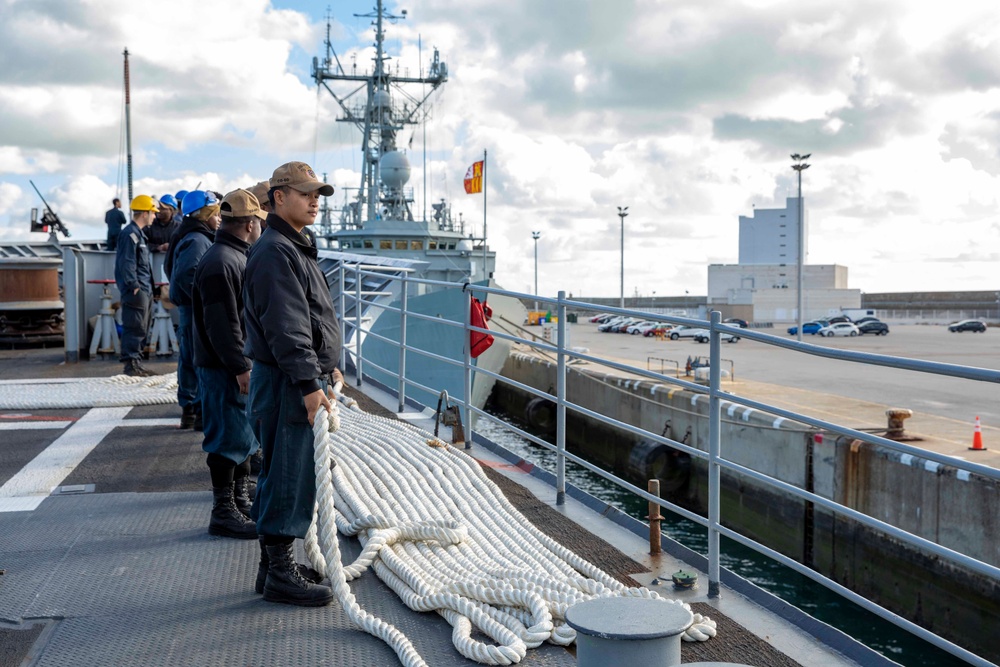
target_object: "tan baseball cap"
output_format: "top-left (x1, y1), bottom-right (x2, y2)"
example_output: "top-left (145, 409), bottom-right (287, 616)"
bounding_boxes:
top-left (220, 189), bottom-right (264, 220)
top-left (270, 162), bottom-right (334, 196)
top-left (247, 180), bottom-right (271, 211)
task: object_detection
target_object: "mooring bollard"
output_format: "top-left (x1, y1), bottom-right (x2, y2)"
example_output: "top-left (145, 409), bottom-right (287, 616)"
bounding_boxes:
top-left (566, 597), bottom-right (693, 667)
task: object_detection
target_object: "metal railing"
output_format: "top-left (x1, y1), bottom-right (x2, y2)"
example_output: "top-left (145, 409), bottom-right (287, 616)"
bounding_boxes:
top-left (334, 264), bottom-right (1000, 667)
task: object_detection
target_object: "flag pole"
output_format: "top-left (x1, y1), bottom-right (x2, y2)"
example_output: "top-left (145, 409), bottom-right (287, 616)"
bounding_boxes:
top-left (482, 149), bottom-right (488, 282)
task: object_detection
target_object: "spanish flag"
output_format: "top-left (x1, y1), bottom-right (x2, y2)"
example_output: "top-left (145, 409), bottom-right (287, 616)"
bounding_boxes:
top-left (463, 160), bottom-right (484, 194)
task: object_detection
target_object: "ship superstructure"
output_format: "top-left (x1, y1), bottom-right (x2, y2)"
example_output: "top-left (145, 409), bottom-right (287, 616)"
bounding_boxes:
top-left (312, 1), bottom-right (495, 288)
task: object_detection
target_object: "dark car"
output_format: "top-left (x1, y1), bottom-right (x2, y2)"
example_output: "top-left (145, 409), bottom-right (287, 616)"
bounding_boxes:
top-left (827, 316), bottom-right (851, 324)
top-left (948, 319), bottom-right (986, 333)
top-left (858, 321), bottom-right (889, 336)
top-left (723, 318), bottom-right (749, 328)
top-left (853, 316), bottom-right (880, 326)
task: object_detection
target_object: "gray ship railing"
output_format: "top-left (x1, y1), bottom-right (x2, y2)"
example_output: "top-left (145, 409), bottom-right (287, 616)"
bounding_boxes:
top-left (336, 264), bottom-right (999, 667)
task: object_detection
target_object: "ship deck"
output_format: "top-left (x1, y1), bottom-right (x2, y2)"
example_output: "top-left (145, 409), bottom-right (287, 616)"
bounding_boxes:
top-left (0, 348), bottom-right (884, 667)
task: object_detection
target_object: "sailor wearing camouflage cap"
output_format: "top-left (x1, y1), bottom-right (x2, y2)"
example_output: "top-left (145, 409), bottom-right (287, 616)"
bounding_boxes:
top-left (243, 162), bottom-right (341, 607)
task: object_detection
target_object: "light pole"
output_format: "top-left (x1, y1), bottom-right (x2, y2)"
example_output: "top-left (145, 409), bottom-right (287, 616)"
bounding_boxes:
top-left (791, 154), bottom-right (811, 342)
top-left (617, 206), bottom-right (629, 309)
top-left (532, 231), bottom-right (541, 312)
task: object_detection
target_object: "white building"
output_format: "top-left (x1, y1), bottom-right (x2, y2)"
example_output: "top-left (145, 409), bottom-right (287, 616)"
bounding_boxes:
top-left (708, 197), bottom-right (860, 324)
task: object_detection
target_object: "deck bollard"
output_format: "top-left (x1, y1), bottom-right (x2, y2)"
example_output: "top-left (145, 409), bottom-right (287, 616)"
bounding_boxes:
top-left (565, 597), bottom-right (693, 667)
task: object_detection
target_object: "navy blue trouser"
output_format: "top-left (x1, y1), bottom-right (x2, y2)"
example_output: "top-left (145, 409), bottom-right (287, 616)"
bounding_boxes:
top-left (176, 305), bottom-right (199, 409)
top-left (119, 289), bottom-right (151, 362)
top-left (197, 366), bottom-right (258, 465)
top-left (248, 362), bottom-right (325, 539)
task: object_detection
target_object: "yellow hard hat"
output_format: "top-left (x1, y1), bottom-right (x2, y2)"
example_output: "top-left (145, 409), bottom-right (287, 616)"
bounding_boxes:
top-left (130, 194), bottom-right (160, 212)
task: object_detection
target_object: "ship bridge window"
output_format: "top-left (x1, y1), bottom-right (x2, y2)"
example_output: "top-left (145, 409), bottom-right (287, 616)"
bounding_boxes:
top-left (351, 240), bottom-right (363, 248)
top-left (394, 240), bottom-right (407, 250)
top-left (410, 240), bottom-right (423, 250)
top-left (363, 240), bottom-right (373, 248)
top-left (428, 240), bottom-right (437, 249)
top-left (447, 243), bottom-right (456, 250)
top-left (380, 240), bottom-right (392, 250)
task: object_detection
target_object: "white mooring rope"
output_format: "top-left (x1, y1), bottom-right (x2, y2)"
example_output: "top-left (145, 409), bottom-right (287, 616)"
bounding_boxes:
top-left (0, 373), bottom-right (179, 409)
top-left (303, 386), bottom-right (717, 666)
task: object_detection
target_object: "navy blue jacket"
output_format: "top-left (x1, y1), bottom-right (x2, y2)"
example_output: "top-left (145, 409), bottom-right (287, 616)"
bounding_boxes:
top-left (114, 220), bottom-right (153, 296)
top-left (167, 220), bottom-right (215, 307)
top-left (105, 207), bottom-right (126, 234)
top-left (192, 231), bottom-right (252, 374)
top-left (244, 214), bottom-right (341, 396)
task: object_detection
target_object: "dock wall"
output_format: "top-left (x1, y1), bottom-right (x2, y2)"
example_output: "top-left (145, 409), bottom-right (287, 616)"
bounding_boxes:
top-left (494, 352), bottom-right (1000, 660)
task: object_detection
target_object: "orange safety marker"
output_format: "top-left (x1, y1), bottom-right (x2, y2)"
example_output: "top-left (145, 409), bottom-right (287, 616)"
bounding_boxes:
top-left (969, 416), bottom-right (987, 451)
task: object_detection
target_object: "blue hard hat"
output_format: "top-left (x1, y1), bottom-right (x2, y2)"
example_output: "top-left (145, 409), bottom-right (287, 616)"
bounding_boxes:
top-left (175, 189), bottom-right (189, 202)
top-left (158, 194), bottom-right (178, 210)
top-left (181, 190), bottom-right (219, 216)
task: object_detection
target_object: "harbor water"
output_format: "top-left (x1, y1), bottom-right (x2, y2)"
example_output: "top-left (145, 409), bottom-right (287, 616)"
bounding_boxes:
top-left (476, 414), bottom-right (969, 667)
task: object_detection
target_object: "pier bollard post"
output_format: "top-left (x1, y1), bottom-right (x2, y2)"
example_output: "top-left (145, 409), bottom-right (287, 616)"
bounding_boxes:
top-left (647, 479), bottom-right (662, 555)
top-left (566, 597), bottom-right (692, 667)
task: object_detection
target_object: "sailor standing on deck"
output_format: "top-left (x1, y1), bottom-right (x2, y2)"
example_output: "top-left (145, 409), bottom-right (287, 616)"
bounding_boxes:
top-left (243, 162), bottom-right (340, 607)
top-left (105, 198), bottom-right (126, 251)
top-left (166, 190), bottom-right (220, 430)
top-left (114, 195), bottom-right (158, 377)
top-left (192, 189), bottom-right (265, 540)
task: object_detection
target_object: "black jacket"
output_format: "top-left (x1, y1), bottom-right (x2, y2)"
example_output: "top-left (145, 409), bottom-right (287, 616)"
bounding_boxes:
top-left (192, 230), bottom-right (252, 374)
top-left (164, 216), bottom-right (214, 280)
top-left (244, 214), bottom-right (341, 396)
top-left (145, 218), bottom-right (178, 251)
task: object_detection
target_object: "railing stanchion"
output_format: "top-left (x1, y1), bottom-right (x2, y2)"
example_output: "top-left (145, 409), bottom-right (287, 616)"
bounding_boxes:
top-left (338, 264), bottom-right (347, 373)
top-left (556, 290), bottom-right (567, 505)
top-left (354, 263), bottom-right (363, 387)
top-left (398, 272), bottom-right (408, 412)
top-left (463, 289), bottom-right (473, 449)
top-left (708, 309), bottom-right (722, 598)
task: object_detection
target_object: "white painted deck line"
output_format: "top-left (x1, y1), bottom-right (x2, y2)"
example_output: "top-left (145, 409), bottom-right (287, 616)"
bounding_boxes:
top-left (0, 406), bottom-right (131, 513)
top-left (0, 421), bottom-right (72, 431)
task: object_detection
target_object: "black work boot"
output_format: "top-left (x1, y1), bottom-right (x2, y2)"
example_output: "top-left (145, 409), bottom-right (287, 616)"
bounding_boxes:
top-left (123, 359), bottom-right (155, 377)
top-left (180, 404), bottom-right (197, 429)
top-left (262, 542), bottom-right (333, 606)
top-left (255, 538), bottom-right (325, 595)
top-left (209, 484), bottom-right (257, 539)
top-left (233, 477), bottom-right (255, 518)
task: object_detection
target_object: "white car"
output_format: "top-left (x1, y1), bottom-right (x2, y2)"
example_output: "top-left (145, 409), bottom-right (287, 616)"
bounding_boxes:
top-left (693, 330), bottom-right (740, 343)
top-left (627, 321), bottom-right (660, 335)
top-left (818, 322), bottom-right (859, 337)
top-left (668, 325), bottom-right (702, 340)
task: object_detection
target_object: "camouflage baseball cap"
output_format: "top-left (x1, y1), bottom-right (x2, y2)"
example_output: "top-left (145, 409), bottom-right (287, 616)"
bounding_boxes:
top-left (270, 162), bottom-right (334, 196)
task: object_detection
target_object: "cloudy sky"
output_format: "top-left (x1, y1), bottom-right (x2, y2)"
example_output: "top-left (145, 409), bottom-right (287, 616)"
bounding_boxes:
top-left (1, 0), bottom-right (999, 298)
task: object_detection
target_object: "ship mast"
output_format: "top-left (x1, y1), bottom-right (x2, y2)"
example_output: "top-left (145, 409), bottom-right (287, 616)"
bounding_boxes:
top-left (312, 0), bottom-right (447, 228)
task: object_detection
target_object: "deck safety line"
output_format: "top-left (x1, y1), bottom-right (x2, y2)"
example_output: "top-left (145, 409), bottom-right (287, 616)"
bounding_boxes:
top-left (304, 386), bottom-right (717, 666)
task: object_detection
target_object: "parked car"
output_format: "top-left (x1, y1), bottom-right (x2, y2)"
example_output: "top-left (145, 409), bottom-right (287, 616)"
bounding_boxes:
top-left (612, 318), bottom-right (641, 333)
top-left (644, 324), bottom-right (675, 338)
top-left (857, 321), bottom-right (889, 336)
top-left (827, 315), bottom-right (851, 324)
top-left (818, 322), bottom-right (860, 337)
top-left (693, 330), bottom-right (740, 343)
top-left (948, 319), bottom-right (986, 333)
top-left (723, 318), bottom-right (749, 328)
top-left (669, 326), bottom-right (702, 340)
top-left (786, 320), bottom-right (828, 336)
top-left (597, 316), bottom-right (629, 332)
top-left (853, 316), bottom-right (881, 326)
top-left (627, 321), bottom-right (660, 335)
top-left (589, 313), bottom-right (613, 323)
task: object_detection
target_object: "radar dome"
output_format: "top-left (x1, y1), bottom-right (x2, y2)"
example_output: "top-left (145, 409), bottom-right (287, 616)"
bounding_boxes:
top-left (372, 89), bottom-right (392, 109)
top-left (380, 151), bottom-right (411, 189)
top-left (456, 239), bottom-right (474, 252)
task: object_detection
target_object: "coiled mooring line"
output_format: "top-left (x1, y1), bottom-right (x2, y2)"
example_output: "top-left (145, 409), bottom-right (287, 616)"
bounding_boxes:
top-left (302, 385), bottom-right (717, 666)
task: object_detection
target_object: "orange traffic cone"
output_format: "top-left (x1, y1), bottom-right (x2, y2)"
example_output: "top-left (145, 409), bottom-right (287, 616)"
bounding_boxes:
top-left (969, 416), bottom-right (987, 451)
